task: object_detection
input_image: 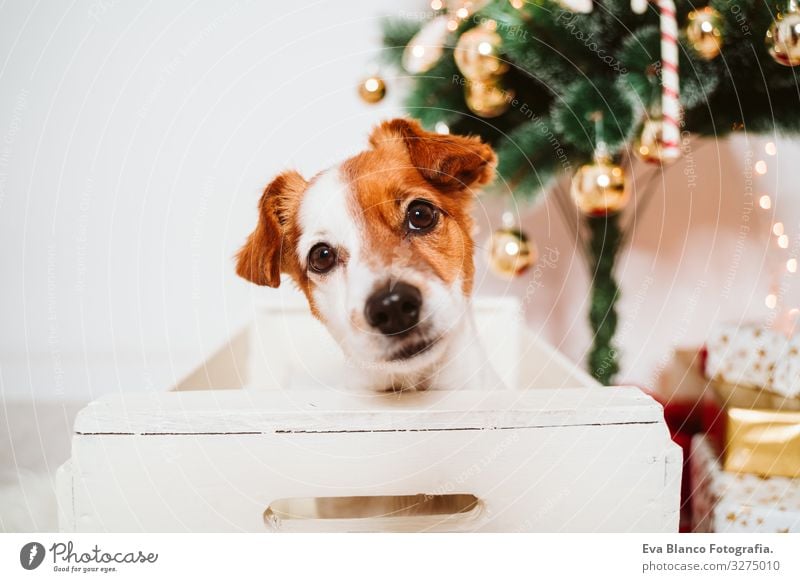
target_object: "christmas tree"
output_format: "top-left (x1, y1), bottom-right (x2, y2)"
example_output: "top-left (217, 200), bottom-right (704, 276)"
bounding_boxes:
top-left (375, 0), bottom-right (800, 384)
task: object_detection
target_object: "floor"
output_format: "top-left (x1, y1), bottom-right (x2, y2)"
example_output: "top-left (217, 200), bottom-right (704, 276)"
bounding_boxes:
top-left (0, 399), bottom-right (85, 532)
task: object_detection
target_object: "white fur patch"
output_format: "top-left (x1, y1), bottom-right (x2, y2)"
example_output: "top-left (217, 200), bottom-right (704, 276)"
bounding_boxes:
top-left (296, 170), bottom-right (372, 348)
top-left (297, 170), bottom-right (360, 266)
top-left (294, 165), bottom-right (482, 391)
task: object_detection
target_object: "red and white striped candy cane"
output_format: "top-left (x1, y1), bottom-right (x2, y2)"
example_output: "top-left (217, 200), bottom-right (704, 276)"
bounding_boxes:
top-left (657, 0), bottom-right (681, 158)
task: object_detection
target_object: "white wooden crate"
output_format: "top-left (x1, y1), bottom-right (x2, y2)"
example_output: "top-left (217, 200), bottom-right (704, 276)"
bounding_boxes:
top-left (57, 298), bottom-right (681, 532)
top-left (174, 297), bottom-right (597, 392)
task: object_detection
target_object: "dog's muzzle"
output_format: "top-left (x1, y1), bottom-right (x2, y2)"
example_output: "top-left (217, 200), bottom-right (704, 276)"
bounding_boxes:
top-left (364, 282), bottom-right (422, 336)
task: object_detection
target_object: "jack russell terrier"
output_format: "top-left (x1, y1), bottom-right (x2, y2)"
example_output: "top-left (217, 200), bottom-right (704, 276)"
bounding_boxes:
top-left (236, 118), bottom-right (502, 392)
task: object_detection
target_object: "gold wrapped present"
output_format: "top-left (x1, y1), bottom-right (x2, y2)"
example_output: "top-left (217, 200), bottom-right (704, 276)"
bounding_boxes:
top-left (710, 380), bottom-right (800, 478)
top-left (713, 380), bottom-right (800, 412)
top-left (724, 407), bottom-right (800, 478)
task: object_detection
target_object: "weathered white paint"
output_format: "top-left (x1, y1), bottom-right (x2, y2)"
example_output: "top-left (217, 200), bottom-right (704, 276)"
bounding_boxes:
top-left (72, 387), bottom-right (663, 434)
top-left (58, 387), bottom-right (681, 532)
top-left (56, 299), bottom-right (680, 532)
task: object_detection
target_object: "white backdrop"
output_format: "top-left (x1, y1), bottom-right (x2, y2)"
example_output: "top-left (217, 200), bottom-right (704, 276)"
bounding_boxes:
top-left (1, 0), bottom-right (798, 400)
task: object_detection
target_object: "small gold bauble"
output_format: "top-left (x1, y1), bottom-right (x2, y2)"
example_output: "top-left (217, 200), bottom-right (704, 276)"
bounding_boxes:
top-left (570, 156), bottom-right (629, 216)
top-left (766, 11), bottom-right (800, 67)
top-left (634, 118), bottom-right (681, 165)
top-left (402, 15), bottom-right (449, 74)
top-left (488, 228), bottom-right (537, 278)
top-left (464, 79), bottom-right (513, 118)
top-left (686, 7), bottom-right (723, 60)
top-left (358, 76), bottom-right (386, 104)
top-left (454, 21), bottom-right (507, 81)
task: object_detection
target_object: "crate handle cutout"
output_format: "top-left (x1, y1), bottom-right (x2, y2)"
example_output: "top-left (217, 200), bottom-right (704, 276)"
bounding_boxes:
top-left (264, 494), bottom-right (482, 532)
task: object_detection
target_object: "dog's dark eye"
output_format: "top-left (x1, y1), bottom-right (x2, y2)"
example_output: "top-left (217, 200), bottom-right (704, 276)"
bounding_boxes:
top-left (406, 199), bottom-right (439, 234)
top-left (308, 243), bottom-right (337, 274)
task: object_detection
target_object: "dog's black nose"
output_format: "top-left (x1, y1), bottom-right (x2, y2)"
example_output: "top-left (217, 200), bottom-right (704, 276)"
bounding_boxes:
top-left (364, 282), bottom-right (422, 336)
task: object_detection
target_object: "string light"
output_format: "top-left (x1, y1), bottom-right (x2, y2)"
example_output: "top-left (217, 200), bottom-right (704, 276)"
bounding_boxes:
top-left (478, 41), bottom-right (493, 55)
top-left (434, 121), bottom-right (450, 134)
top-left (430, 0), bottom-right (444, 9)
top-left (754, 142), bottom-right (791, 316)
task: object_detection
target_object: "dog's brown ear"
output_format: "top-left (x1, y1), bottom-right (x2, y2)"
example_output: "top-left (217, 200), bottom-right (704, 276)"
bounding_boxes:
top-left (369, 118), bottom-right (496, 193)
top-left (236, 170), bottom-right (306, 287)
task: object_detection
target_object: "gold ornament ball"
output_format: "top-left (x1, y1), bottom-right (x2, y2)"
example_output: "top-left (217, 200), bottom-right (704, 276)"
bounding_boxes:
top-left (686, 7), bottom-right (723, 60)
top-left (570, 157), bottom-right (629, 216)
top-left (634, 118), bottom-right (681, 165)
top-left (358, 76), bottom-right (386, 104)
top-left (464, 79), bottom-right (513, 118)
top-left (454, 22), bottom-right (507, 81)
top-left (488, 228), bottom-right (537, 278)
top-left (766, 11), bottom-right (800, 67)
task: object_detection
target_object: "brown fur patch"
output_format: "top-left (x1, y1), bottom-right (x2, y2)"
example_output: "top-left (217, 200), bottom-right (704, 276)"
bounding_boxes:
top-left (341, 118), bottom-right (496, 294)
top-left (235, 170), bottom-right (307, 288)
top-left (236, 118), bottom-right (496, 303)
top-left (368, 118), bottom-right (496, 192)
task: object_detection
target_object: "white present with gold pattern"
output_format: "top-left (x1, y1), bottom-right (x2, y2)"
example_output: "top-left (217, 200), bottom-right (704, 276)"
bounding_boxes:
top-left (704, 323), bottom-right (798, 399)
top-left (690, 434), bottom-right (800, 533)
top-left (772, 334), bottom-right (800, 399)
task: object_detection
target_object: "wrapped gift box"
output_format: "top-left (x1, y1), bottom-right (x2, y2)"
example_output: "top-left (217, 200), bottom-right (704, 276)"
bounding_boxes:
top-left (771, 334), bottom-right (800, 399)
top-left (703, 322), bottom-right (800, 478)
top-left (656, 346), bottom-right (712, 403)
top-left (705, 322), bottom-right (799, 399)
top-left (652, 346), bottom-right (742, 530)
top-left (724, 407), bottom-right (800, 478)
top-left (702, 380), bottom-right (800, 478)
top-left (690, 434), bottom-right (800, 533)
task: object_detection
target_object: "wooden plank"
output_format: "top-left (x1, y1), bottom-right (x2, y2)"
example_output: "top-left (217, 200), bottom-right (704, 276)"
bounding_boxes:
top-left (174, 326), bottom-right (251, 391)
top-left (74, 387), bottom-right (661, 435)
top-left (68, 421), bottom-right (677, 532)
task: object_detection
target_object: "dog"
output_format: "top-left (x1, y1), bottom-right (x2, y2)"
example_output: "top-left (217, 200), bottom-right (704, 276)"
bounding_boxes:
top-left (236, 118), bottom-right (501, 392)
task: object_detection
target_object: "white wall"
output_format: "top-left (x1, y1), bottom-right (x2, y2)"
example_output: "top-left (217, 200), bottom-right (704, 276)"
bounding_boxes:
top-left (1, 0), bottom-right (798, 400)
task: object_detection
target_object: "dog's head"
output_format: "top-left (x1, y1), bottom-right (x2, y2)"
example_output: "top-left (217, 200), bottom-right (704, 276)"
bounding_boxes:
top-left (236, 118), bottom-right (495, 380)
